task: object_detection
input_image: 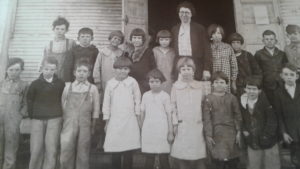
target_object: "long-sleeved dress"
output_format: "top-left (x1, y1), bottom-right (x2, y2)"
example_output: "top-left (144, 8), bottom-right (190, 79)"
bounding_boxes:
top-left (203, 93), bottom-right (242, 160)
top-left (102, 76), bottom-right (141, 152)
top-left (170, 80), bottom-right (209, 160)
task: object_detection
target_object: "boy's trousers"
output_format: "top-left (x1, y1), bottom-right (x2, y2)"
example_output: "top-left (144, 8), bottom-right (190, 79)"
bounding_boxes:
top-left (247, 144), bottom-right (280, 169)
top-left (29, 117), bottom-right (62, 169)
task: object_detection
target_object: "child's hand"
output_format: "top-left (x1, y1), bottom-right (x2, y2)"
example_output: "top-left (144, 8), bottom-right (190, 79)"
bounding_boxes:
top-left (283, 132), bottom-right (293, 144)
top-left (206, 136), bottom-right (215, 148)
top-left (235, 131), bottom-right (242, 147)
top-left (167, 132), bottom-right (174, 144)
top-left (202, 71), bottom-right (211, 81)
top-left (243, 131), bottom-right (250, 137)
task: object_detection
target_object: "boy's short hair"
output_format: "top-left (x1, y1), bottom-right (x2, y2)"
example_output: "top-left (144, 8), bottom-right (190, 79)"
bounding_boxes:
top-left (78, 27), bottom-right (93, 37)
top-left (130, 28), bottom-right (146, 44)
top-left (262, 30), bottom-right (276, 37)
top-left (245, 76), bottom-right (262, 89)
top-left (74, 59), bottom-right (92, 71)
top-left (52, 16), bottom-right (70, 31)
top-left (7, 57), bottom-right (25, 70)
top-left (211, 71), bottom-right (229, 84)
top-left (207, 24), bottom-right (225, 40)
top-left (113, 53), bottom-right (133, 69)
top-left (156, 30), bottom-right (172, 43)
top-left (176, 56), bottom-right (196, 72)
top-left (108, 30), bottom-right (124, 44)
top-left (286, 24), bottom-right (300, 35)
top-left (177, 1), bottom-right (196, 16)
top-left (43, 56), bottom-right (58, 67)
top-left (146, 69), bottom-right (166, 83)
top-left (228, 32), bottom-right (244, 45)
top-left (282, 63), bottom-right (298, 73)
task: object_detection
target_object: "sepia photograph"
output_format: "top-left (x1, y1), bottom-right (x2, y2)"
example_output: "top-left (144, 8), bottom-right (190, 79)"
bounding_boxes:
top-left (0, 0), bottom-right (300, 168)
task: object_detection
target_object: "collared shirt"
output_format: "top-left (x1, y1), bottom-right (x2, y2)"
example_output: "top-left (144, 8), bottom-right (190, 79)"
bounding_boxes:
top-left (241, 93), bottom-right (258, 110)
top-left (285, 84), bottom-right (296, 99)
top-left (178, 23), bottom-right (192, 56)
top-left (61, 80), bottom-right (100, 118)
top-left (44, 77), bottom-right (53, 83)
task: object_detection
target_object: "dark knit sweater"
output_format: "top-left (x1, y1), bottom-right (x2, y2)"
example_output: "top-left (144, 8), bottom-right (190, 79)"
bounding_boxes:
top-left (27, 74), bottom-right (65, 119)
top-left (68, 44), bottom-right (99, 83)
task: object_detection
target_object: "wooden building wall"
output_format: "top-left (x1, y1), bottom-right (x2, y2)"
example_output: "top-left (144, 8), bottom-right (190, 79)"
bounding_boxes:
top-left (8, 0), bottom-right (122, 82)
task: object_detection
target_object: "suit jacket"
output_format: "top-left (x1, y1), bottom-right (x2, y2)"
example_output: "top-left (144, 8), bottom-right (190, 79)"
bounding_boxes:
top-left (171, 22), bottom-right (212, 80)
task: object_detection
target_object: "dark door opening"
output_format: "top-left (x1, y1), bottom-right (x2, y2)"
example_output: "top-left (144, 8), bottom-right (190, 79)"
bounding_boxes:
top-left (149, 0), bottom-right (236, 42)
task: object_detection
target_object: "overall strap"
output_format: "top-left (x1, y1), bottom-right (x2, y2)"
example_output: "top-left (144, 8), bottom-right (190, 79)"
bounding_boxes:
top-left (50, 41), bottom-right (53, 53)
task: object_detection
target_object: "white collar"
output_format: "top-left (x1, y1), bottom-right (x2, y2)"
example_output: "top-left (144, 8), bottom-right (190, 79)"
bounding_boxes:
top-left (241, 93), bottom-right (258, 109)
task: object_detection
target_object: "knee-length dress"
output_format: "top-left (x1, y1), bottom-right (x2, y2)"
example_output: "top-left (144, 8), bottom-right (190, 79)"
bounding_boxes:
top-left (102, 76), bottom-right (141, 152)
top-left (170, 80), bottom-right (209, 160)
top-left (203, 93), bottom-right (242, 160)
top-left (141, 91), bottom-right (172, 153)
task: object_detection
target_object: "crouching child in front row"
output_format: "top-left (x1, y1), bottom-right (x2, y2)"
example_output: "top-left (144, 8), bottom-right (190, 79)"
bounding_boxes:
top-left (27, 56), bottom-right (65, 169)
top-left (60, 59), bottom-right (100, 169)
top-left (240, 77), bottom-right (280, 169)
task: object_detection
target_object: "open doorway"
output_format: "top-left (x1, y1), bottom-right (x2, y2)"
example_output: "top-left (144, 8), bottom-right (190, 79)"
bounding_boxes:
top-left (148, 0), bottom-right (236, 42)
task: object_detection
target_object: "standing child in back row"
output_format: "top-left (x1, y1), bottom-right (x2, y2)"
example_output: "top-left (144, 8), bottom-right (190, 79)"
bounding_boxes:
top-left (42, 16), bottom-right (76, 82)
top-left (0, 58), bottom-right (28, 169)
top-left (254, 30), bottom-right (287, 106)
top-left (60, 60), bottom-right (100, 169)
top-left (68, 27), bottom-right (99, 83)
top-left (285, 24), bottom-right (300, 71)
top-left (152, 30), bottom-right (175, 94)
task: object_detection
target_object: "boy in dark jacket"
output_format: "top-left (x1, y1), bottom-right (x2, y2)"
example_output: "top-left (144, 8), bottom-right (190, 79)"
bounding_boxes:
top-left (240, 77), bottom-right (280, 169)
top-left (27, 56), bottom-right (65, 169)
top-left (254, 30), bottom-right (288, 106)
top-left (67, 27), bottom-right (99, 83)
top-left (228, 33), bottom-right (262, 97)
top-left (274, 63), bottom-right (300, 168)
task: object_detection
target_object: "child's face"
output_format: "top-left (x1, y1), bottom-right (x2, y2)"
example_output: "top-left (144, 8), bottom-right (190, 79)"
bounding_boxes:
top-left (110, 36), bottom-right (122, 47)
top-left (159, 38), bottom-right (171, 48)
top-left (179, 7), bottom-right (192, 24)
top-left (212, 78), bottom-right (228, 93)
top-left (74, 65), bottom-right (90, 82)
top-left (78, 33), bottom-right (93, 47)
top-left (6, 63), bottom-right (22, 80)
top-left (245, 85), bottom-right (261, 100)
top-left (231, 41), bottom-right (242, 52)
top-left (180, 65), bottom-right (194, 81)
top-left (131, 36), bottom-right (143, 48)
top-left (42, 63), bottom-right (57, 79)
top-left (53, 24), bottom-right (67, 39)
top-left (149, 77), bottom-right (162, 92)
top-left (211, 28), bottom-right (223, 42)
top-left (287, 32), bottom-right (300, 43)
top-left (115, 67), bottom-right (130, 80)
top-left (281, 68), bottom-right (299, 86)
top-left (262, 35), bottom-right (277, 49)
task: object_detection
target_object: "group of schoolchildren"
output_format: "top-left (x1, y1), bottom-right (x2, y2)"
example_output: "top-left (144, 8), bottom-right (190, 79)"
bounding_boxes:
top-left (2, 11), bottom-right (300, 169)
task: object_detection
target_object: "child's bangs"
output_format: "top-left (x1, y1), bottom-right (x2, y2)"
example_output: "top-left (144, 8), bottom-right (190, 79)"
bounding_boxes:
top-left (113, 56), bottom-right (132, 69)
top-left (176, 57), bottom-right (196, 71)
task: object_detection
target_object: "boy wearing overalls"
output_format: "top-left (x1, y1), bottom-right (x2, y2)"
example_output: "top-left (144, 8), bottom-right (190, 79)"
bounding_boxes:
top-left (60, 60), bottom-right (100, 169)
